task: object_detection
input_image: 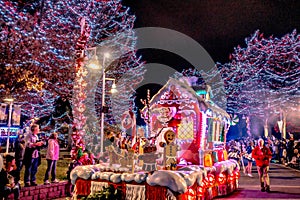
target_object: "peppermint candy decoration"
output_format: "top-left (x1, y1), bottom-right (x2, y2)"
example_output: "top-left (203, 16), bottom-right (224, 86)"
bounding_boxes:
top-left (230, 114), bottom-right (239, 126)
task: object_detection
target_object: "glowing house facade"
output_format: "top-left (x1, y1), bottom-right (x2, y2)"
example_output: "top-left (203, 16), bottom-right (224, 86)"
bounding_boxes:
top-left (141, 78), bottom-right (231, 165)
top-left (70, 79), bottom-right (240, 200)
top-left (70, 79), bottom-right (239, 200)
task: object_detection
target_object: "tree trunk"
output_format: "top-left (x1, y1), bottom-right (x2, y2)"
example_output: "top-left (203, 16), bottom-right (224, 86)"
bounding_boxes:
top-left (282, 112), bottom-right (287, 139)
top-left (246, 116), bottom-right (251, 137)
top-left (264, 117), bottom-right (269, 138)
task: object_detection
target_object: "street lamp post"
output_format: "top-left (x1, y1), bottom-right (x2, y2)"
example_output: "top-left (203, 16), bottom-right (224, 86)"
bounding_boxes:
top-left (87, 50), bottom-right (116, 156)
top-left (4, 97), bottom-right (14, 154)
top-left (100, 54), bottom-right (106, 156)
top-left (100, 53), bottom-right (111, 156)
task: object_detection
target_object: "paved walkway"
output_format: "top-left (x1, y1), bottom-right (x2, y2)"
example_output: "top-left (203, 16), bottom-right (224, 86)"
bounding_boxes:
top-left (215, 163), bottom-right (300, 200)
top-left (53, 163), bottom-right (300, 200)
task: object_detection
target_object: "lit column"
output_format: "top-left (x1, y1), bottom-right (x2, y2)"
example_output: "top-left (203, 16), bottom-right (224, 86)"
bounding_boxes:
top-left (100, 53), bottom-right (110, 156)
top-left (4, 98), bottom-right (13, 154)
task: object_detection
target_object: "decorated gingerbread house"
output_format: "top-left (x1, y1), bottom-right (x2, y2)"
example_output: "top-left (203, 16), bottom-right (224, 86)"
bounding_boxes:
top-left (141, 78), bottom-right (231, 166)
top-left (69, 78), bottom-right (239, 200)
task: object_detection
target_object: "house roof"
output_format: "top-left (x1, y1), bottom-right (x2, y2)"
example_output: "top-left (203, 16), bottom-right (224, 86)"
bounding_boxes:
top-left (142, 78), bottom-right (230, 119)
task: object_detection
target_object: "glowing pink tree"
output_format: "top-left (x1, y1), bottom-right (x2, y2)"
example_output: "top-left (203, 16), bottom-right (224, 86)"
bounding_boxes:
top-left (0, 0), bottom-right (144, 119)
top-left (0, 1), bottom-right (145, 154)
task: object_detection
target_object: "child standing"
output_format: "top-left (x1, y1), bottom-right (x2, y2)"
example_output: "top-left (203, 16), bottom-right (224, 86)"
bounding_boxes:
top-left (44, 132), bottom-right (60, 184)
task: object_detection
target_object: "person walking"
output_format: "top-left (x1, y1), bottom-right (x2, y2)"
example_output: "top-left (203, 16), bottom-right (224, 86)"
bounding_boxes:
top-left (244, 141), bottom-right (254, 177)
top-left (23, 124), bottom-right (44, 187)
top-left (44, 132), bottom-right (60, 184)
top-left (252, 138), bottom-right (272, 192)
top-left (287, 136), bottom-right (295, 163)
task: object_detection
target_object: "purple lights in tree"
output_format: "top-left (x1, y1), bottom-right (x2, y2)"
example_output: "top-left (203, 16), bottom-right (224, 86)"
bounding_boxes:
top-left (217, 30), bottom-right (300, 118)
top-left (0, 0), bottom-right (145, 124)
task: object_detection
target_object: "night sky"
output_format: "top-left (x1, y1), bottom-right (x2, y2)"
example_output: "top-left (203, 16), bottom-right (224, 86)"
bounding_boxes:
top-left (122, 0), bottom-right (300, 130)
top-left (123, 0), bottom-right (299, 64)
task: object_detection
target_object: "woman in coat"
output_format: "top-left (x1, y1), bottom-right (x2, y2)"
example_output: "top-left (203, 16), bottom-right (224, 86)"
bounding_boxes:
top-left (44, 132), bottom-right (60, 184)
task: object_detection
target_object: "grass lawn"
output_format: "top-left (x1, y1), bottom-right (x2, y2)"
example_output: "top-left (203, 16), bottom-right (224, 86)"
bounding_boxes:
top-left (20, 149), bottom-right (70, 185)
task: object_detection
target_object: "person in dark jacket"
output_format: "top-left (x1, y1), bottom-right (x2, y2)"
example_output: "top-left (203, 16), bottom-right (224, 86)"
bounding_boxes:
top-left (0, 153), bottom-right (4, 199)
top-left (244, 141), bottom-right (254, 177)
top-left (252, 138), bottom-right (273, 192)
top-left (14, 133), bottom-right (25, 182)
top-left (287, 136), bottom-right (295, 163)
top-left (0, 155), bottom-right (20, 200)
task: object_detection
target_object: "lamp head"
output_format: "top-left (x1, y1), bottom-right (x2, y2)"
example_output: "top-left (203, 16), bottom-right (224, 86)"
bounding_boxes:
top-left (87, 55), bottom-right (100, 69)
top-left (104, 52), bottom-right (110, 58)
top-left (111, 83), bottom-right (117, 93)
top-left (3, 97), bottom-right (14, 103)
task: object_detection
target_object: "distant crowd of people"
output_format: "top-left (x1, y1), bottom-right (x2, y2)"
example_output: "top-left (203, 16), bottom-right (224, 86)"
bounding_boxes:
top-left (227, 134), bottom-right (300, 192)
top-left (227, 134), bottom-right (300, 168)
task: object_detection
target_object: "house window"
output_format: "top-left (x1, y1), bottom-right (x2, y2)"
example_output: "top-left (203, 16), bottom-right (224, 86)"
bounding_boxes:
top-left (178, 116), bottom-right (194, 139)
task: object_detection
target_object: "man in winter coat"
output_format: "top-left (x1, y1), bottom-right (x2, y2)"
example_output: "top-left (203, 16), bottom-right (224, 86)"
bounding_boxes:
top-left (252, 138), bottom-right (273, 192)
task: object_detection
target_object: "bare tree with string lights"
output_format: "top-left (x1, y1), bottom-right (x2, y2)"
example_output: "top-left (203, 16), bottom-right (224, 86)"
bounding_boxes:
top-left (217, 30), bottom-right (300, 137)
top-left (0, 1), bottom-right (145, 152)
